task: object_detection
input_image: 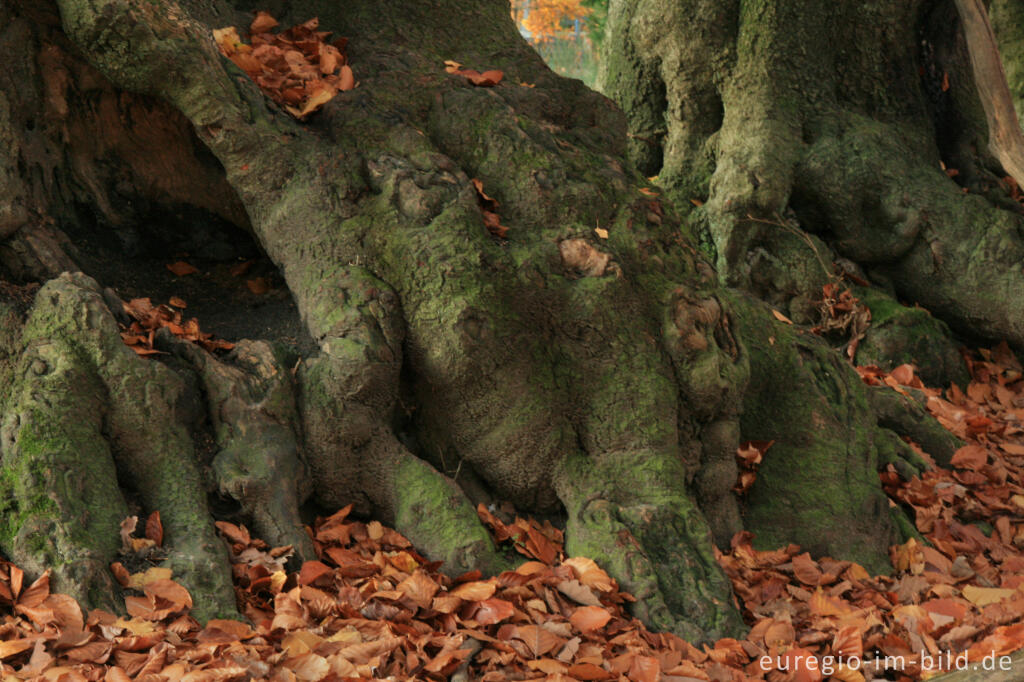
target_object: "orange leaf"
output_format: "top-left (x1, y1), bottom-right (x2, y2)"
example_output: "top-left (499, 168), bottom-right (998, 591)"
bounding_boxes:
top-left (792, 552), bottom-right (823, 586)
top-left (567, 662), bottom-right (614, 680)
top-left (298, 560), bottom-right (334, 586)
top-left (951, 444), bottom-right (989, 471)
top-left (396, 570), bottom-right (439, 609)
top-left (563, 557), bottom-right (615, 592)
top-left (229, 260), bottom-right (253, 277)
top-left (832, 625), bottom-right (863, 659)
top-left (338, 64), bottom-right (355, 91)
top-left (145, 511), bottom-right (163, 546)
top-left (110, 562), bottom-right (131, 587)
top-left (627, 655), bottom-right (660, 682)
top-left (890, 364), bottom-right (916, 385)
top-left (143, 579), bottom-right (192, 609)
top-left (168, 297), bottom-right (186, 309)
top-left (763, 619), bottom-right (796, 646)
top-left (527, 659), bottom-right (568, 674)
top-left (0, 638), bottom-right (34, 661)
top-left (450, 580), bottom-right (496, 602)
top-left (246, 277), bottom-right (270, 294)
top-left (482, 210), bottom-right (508, 238)
top-left (514, 624), bottom-right (565, 656)
top-left (771, 308), bottom-right (793, 324)
top-left (474, 598), bottom-right (515, 625)
top-left (18, 571), bottom-right (50, 608)
top-left (250, 11), bottom-right (279, 34)
top-left (476, 69), bottom-right (504, 86)
top-left (166, 261), bottom-right (198, 276)
top-left (570, 605), bottom-right (612, 632)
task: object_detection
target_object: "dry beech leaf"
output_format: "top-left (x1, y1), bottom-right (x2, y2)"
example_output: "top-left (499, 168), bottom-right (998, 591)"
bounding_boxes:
top-left (145, 510), bottom-right (163, 546)
top-left (771, 308), bottom-right (793, 324)
top-left (962, 584), bottom-right (1016, 606)
top-left (563, 557), bottom-right (615, 592)
top-left (143, 579), bottom-right (192, 609)
top-left (166, 261), bottom-right (199, 276)
top-left (246, 277), bottom-right (270, 294)
top-left (569, 605), bottom-right (611, 632)
top-left (298, 560), bottom-right (333, 586)
top-left (250, 11), bottom-right (278, 33)
top-left (450, 580), bottom-right (496, 602)
top-left (338, 64), bottom-right (355, 91)
top-left (474, 597), bottom-right (515, 625)
top-left (791, 552), bottom-right (823, 586)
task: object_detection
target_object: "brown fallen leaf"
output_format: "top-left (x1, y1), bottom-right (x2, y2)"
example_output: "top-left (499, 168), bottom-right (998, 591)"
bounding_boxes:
top-left (166, 261), bottom-right (199, 276)
top-left (250, 11), bottom-right (278, 34)
top-left (246, 277), bottom-right (270, 294)
top-left (771, 308), bottom-right (793, 324)
top-left (569, 605), bottom-right (612, 632)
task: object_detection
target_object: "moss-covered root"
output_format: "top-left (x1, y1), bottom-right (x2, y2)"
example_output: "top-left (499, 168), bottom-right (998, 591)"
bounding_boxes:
top-left (867, 385), bottom-right (964, 469)
top-left (726, 291), bottom-right (899, 574)
top-left (853, 287), bottom-right (969, 389)
top-left (296, 267), bottom-right (508, 577)
top-left (3, 273), bottom-right (237, 621)
top-left (555, 450), bottom-right (745, 643)
top-left (370, 434), bottom-right (510, 578)
top-left (163, 335), bottom-right (315, 562)
top-left (0, 289), bottom-right (126, 611)
top-left (661, 289), bottom-right (750, 546)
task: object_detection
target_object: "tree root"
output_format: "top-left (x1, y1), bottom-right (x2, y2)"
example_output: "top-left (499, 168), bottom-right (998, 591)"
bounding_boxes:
top-left (0, 273), bottom-right (237, 621)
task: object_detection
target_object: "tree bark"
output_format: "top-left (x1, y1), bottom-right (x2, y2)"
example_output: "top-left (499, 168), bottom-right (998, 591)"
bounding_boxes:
top-left (601, 0), bottom-right (1024, 348)
top-left (0, 0), bottom-right (945, 642)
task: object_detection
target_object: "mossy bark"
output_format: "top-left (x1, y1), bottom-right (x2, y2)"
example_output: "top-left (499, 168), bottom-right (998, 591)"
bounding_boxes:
top-left (991, 0), bottom-right (1024, 121)
top-left (0, 0), bottom-right (955, 642)
top-left (601, 0), bottom-right (1024, 348)
top-left (0, 0), bottom-right (759, 640)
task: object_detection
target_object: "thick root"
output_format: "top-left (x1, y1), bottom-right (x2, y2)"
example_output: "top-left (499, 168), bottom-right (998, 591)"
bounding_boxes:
top-left (164, 335), bottom-right (315, 563)
top-left (556, 450), bottom-right (745, 643)
top-left (0, 273), bottom-right (237, 620)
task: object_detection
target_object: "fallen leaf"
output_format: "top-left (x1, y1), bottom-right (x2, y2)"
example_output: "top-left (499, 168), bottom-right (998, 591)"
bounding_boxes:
top-left (569, 605), bottom-right (612, 632)
top-left (246, 277), bottom-right (270, 294)
top-left (250, 11), bottom-right (279, 34)
top-left (771, 309), bottom-right (793, 324)
top-left (167, 261), bottom-right (198, 276)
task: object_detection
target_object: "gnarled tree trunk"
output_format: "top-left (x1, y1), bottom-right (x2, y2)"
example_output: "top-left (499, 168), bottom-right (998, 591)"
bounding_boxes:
top-left (0, 0), bottom-right (945, 641)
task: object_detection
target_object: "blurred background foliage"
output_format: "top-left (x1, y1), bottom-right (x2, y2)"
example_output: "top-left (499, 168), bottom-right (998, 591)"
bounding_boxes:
top-left (511, 0), bottom-right (607, 88)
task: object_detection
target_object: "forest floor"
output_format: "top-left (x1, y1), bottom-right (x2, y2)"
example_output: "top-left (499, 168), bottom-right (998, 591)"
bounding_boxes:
top-left (2, 334), bottom-right (1024, 679)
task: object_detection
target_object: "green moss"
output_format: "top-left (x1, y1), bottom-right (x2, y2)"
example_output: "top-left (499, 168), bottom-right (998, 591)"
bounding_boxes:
top-left (557, 450), bottom-right (744, 641)
top-left (392, 455), bottom-right (509, 576)
top-left (726, 291), bottom-right (896, 574)
top-left (854, 286), bottom-right (969, 388)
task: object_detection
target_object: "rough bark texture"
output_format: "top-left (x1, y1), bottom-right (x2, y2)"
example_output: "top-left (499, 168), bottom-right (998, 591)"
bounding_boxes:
top-left (0, 0), bottom-right (959, 643)
top-left (992, 0), bottom-right (1024, 120)
top-left (596, 0), bottom-right (1024, 580)
top-left (0, 0), bottom-right (757, 641)
top-left (601, 0), bottom-right (1024, 350)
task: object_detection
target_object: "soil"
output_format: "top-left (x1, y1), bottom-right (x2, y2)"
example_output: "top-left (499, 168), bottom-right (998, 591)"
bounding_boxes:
top-left (61, 204), bottom-right (317, 357)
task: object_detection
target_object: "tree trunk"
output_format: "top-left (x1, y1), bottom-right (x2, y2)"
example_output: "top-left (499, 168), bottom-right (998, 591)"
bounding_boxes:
top-left (600, 0), bottom-right (1024, 349)
top-left (0, 0), bottom-right (940, 642)
top-left (991, 0), bottom-right (1024, 122)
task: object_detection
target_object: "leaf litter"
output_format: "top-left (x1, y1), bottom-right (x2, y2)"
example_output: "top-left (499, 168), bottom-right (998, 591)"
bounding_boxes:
top-left (213, 13), bottom-right (354, 119)
top-left (119, 295), bottom-right (235, 355)
top-left (4, 346), bottom-right (1024, 680)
